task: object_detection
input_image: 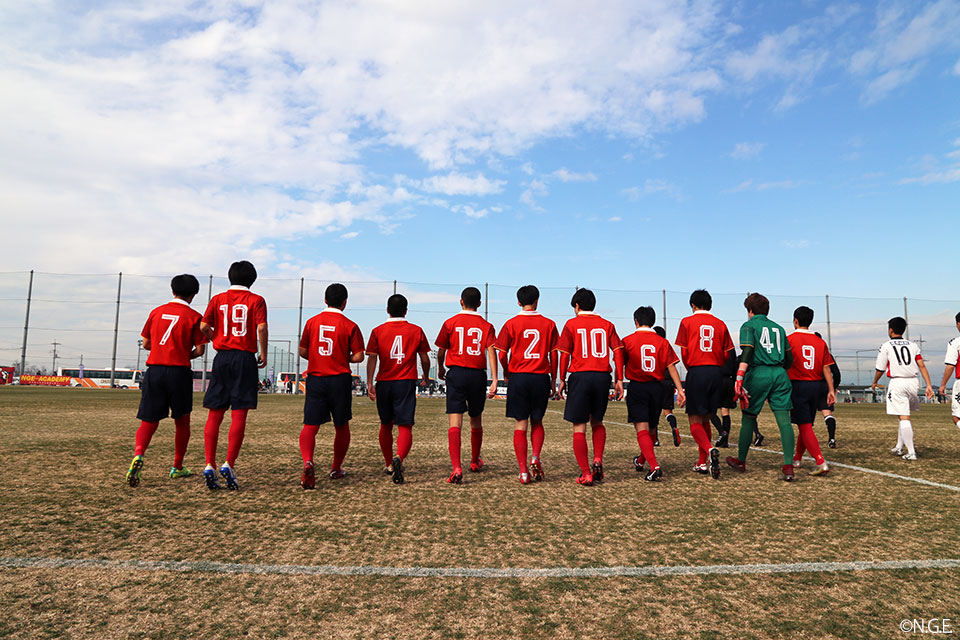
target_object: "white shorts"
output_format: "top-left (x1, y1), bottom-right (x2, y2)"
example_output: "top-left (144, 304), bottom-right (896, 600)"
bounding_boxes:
top-left (952, 379), bottom-right (960, 419)
top-left (886, 377), bottom-right (920, 416)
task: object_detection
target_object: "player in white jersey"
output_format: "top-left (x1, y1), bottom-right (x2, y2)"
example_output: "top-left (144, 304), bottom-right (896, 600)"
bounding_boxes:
top-left (871, 317), bottom-right (935, 460)
top-left (937, 312), bottom-right (960, 429)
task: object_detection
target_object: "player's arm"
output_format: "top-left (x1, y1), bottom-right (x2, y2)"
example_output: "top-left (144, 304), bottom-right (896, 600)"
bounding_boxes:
top-left (612, 346), bottom-right (624, 400)
top-left (556, 350), bottom-right (571, 395)
top-left (823, 364), bottom-right (836, 406)
top-left (870, 368), bottom-right (884, 390)
top-left (496, 347), bottom-right (509, 380)
top-left (667, 362), bottom-right (686, 407)
top-left (940, 364), bottom-right (955, 396)
top-left (365, 353), bottom-right (377, 401)
top-left (782, 344), bottom-right (793, 370)
top-left (735, 344), bottom-right (754, 407)
top-left (871, 347), bottom-right (887, 390)
top-left (486, 345), bottom-right (499, 399)
top-left (190, 344), bottom-right (205, 359)
top-left (436, 347), bottom-right (447, 380)
top-left (916, 357), bottom-right (935, 399)
top-left (257, 323), bottom-right (268, 368)
top-left (200, 322), bottom-right (215, 341)
top-left (141, 335), bottom-right (152, 351)
top-left (419, 350), bottom-right (430, 386)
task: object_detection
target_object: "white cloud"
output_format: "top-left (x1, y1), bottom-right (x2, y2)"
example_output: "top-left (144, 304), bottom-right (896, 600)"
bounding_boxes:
top-left (450, 204), bottom-right (491, 219)
top-left (520, 179), bottom-right (548, 211)
top-left (899, 167), bottom-right (960, 185)
top-left (729, 142), bottom-right (765, 159)
top-left (725, 179), bottom-right (802, 193)
top-left (418, 172), bottom-right (506, 196)
top-left (783, 239), bottom-right (810, 249)
top-left (551, 168), bottom-right (598, 182)
top-left (608, 216), bottom-right (623, 222)
top-left (340, 231), bottom-right (360, 240)
top-left (621, 179), bottom-right (679, 201)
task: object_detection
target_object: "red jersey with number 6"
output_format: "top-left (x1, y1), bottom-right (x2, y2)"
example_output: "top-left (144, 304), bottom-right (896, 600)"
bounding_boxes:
top-left (787, 330), bottom-right (835, 381)
top-left (555, 313), bottom-right (623, 373)
top-left (494, 311), bottom-right (559, 375)
top-left (142, 300), bottom-right (205, 367)
top-left (435, 311), bottom-right (496, 370)
top-left (202, 286), bottom-right (268, 352)
top-left (367, 319), bottom-right (430, 381)
top-left (622, 328), bottom-right (679, 382)
top-left (300, 309), bottom-right (364, 377)
top-left (675, 312), bottom-right (734, 368)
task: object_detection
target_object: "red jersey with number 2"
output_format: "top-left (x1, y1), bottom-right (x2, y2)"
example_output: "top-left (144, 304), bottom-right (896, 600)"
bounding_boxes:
top-left (202, 286), bottom-right (268, 352)
top-left (300, 309), bottom-right (364, 377)
top-left (787, 330), bottom-right (835, 381)
top-left (435, 312), bottom-right (496, 370)
top-left (142, 300), bottom-right (205, 367)
top-left (675, 312), bottom-right (734, 368)
top-left (555, 313), bottom-right (623, 373)
top-left (494, 312), bottom-right (559, 375)
top-left (367, 319), bottom-right (430, 381)
top-left (622, 328), bottom-right (679, 382)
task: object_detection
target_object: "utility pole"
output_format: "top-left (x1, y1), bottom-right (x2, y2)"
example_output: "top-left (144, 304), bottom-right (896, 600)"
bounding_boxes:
top-left (51, 340), bottom-right (61, 373)
top-left (136, 339), bottom-right (143, 370)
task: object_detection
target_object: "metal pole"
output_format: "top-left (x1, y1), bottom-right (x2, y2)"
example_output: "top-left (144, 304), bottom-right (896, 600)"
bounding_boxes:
top-left (484, 283), bottom-right (489, 322)
top-left (856, 353), bottom-right (861, 386)
top-left (201, 275), bottom-right (212, 392)
top-left (393, 280), bottom-right (397, 295)
top-left (662, 289), bottom-right (667, 331)
top-left (824, 294), bottom-right (833, 351)
top-left (109, 272), bottom-right (122, 389)
top-left (19, 270), bottom-right (33, 376)
top-left (903, 297), bottom-right (909, 339)
top-left (295, 277), bottom-right (304, 394)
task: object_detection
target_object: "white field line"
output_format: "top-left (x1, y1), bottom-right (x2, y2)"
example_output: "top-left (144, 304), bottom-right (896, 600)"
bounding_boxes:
top-left (2, 556), bottom-right (959, 578)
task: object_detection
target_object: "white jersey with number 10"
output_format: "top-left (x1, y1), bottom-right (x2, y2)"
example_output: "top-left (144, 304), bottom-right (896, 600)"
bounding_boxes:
top-left (875, 339), bottom-right (922, 378)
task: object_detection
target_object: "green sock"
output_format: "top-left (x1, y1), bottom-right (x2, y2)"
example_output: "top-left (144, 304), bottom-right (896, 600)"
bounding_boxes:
top-left (773, 410), bottom-right (795, 466)
top-left (738, 414), bottom-right (757, 462)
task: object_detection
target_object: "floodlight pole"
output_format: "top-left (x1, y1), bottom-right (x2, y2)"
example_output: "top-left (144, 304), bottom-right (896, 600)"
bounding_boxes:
top-left (201, 275), bottom-right (212, 392)
top-left (109, 272), bottom-right (122, 389)
top-left (484, 282), bottom-right (489, 322)
top-left (295, 277), bottom-right (304, 394)
top-left (19, 270), bottom-right (33, 377)
top-left (825, 294), bottom-right (833, 351)
top-left (903, 297), bottom-right (909, 340)
top-left (662, 289), bottom-right (667, 334)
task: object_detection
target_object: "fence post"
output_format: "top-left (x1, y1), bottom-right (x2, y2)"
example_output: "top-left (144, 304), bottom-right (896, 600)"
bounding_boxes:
top-left (19, 270), bottom-right (33, 376)
top-left (825, 294), bottom-right (833, 351)
top-left (295, 277), bottom-right (304, 394)
top-left (903, 297), bottom-right (909, 339)
top-left (109, 272), bottom-right (122, 389)
top-left (662, 289), bottom-right (667, 333)
top-left (201, 275), bottom-right (212, 392)
top-left (484, 282), bottom-right (489, 321)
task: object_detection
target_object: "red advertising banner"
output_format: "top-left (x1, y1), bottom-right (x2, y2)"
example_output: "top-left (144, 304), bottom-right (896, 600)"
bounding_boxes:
top-left (19, 375), bottom-right (70, 386)
top-left (0, 367), bottom-right (14, 385)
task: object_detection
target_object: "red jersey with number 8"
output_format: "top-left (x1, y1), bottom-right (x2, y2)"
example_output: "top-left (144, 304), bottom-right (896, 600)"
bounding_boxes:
top-left (555, 313), bottom-right (623, 373)
top-left (787, 330), bottom-right (835, 381)
top-left (494, 311), bottom-right (559, 375)
top-left (300, 309), bottom-right (364, 377)
top-left (435, 312), bottom-right (496, 370)
top-left (202, 286), bottom-right (268, 352)
top-left (142, 300), bottom-right (205, 367)
top-left (622, 328), bottom-right (679, 382)
top-left (367, 319), bottom-right (430, 381)
top-left (675, 312), bottom-right (734, 368)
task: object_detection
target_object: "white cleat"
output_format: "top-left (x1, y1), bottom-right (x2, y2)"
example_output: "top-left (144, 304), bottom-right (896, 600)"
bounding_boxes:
top-left (890, 447), bottom-right (903, 456)
top-left (793, 458), bottom-right (803, 469)
top-left (902, 453), bottom-right (918, 461)
top-left (809, 462), bottom-right (830, 476)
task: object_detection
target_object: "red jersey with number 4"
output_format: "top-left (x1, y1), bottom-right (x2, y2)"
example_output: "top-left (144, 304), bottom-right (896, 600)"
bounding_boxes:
top-left (300, 309), bottom-right (364, 377)
top-left (435, 312), bottom-right (496, 370)
top-left (367, 319), bottom-right (430, 381)
top-left (202, 286), bottom-right (268, 352)
top-left (787, 330), bottom-right (835, 381)
top-left (494, 312), bottom-right (559, 375)
top-left (142, 300), bottom-right (205, 367)
top-left (675, 312), bottom-right (734, 368)
top-left (555, 313), bottom-right (623, 373)
top-left (622, 328), bottom-right (679, 382)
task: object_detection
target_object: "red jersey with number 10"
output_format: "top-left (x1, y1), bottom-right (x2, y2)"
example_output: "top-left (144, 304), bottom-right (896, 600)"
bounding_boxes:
top-left (435, 311), bottom-right (496, 370)
top-left (622, 328), bottom-right (679, 382)
top-left (675, 311), bottom-right (734, 368)
top-left (555, 313), bottom-right (623, 373)
top-left (142, 300), bottom-right (205, 367)
top-left (787, 330), bottom-right (835, 381)
top-left (494, 311), bottom-right (559, 375)
top-left (367, 319), bottom-right (430, 381)
top-left (300, 309), bottom-right (364, 377)
top-left (202, 286), bottom-right (268, 352)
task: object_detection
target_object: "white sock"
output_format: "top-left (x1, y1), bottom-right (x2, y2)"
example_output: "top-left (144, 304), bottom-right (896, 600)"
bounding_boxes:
top-left (899, 420), bottom-right (915, 455)
top-left (205, 463), bottom-right (215, 471)
top-left (895, 425), bottom-right (904, 450)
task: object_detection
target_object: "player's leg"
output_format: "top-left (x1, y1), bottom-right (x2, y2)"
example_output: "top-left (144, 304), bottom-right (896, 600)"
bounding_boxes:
top-left (514, 419), bottom-right (531, 481)
top-left (564, 373), bottom-right (594, 485)
top-left (467, 368), bottom-right (487, 472)
top-left (899, 415), bottom-right (916, 460)
top-left (220, 352), bottom-right (258, 490)
top-left (129, 366), bottom-right (163, 486)
top-left (171, 415), bottom-right (191, 477)
top-left (588, 373), bottom-right (611, 481)
top-left (299, 375), bottom-right (327, 489)
top-left (470, 415), bottom-right (485, 470)
top-left (201, 352), bottom-right (229, 489)
top-left (329, 374), bottom-right (353, 478)
top-left (375, 380), bottom-right (395, 472)
top-left (391, 380), bottom-right (416, 485)
top-left (572, 422), bottom-right (592, 485)
top-left (952, 380), bottom-right (960, 428)
top-left (768, 369), bottom-right (797, 480)
top-left (447, 412), bottom-right (463, 482)
top-left (169, 367), bottom-right (193, 478)
top-left (887, 380), bottom-right (908, 456)
top-left (590, 417), bottom-right (606, 481)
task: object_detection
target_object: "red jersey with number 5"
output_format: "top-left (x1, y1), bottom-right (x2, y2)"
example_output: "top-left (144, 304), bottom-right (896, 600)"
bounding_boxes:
top-left (787, 330), bottom-right (835, 381)
top-left (555, 313), bottom-right (623, 373)
top-left (202, 286), bottom-right (268, 352)
top-left (142, 300), bottom-right (205, 367)
top-left (675, 311), bottom-right (734, 368)
top-left (300, 309), bottom-right (364, 377)
top-left (435, 311), bottom-right (496, 370)
top-left (622, 328), bottom-right (679, 382)
top-left (494, 311), bottom-right (559, 375)
top-left (367, 319), bottom-right (430, 381)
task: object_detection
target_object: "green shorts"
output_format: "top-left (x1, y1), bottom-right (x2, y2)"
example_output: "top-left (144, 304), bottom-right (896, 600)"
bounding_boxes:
top-left (743, 365), bottom-right (793, 415)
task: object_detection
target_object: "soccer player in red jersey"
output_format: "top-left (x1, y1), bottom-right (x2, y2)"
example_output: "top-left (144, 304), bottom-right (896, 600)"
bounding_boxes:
top-left (555, 289), bottom-right (624, 485)
top-left (199, 261), bottom-right (268, 490)
top-left (125, 274), bottom-right (206, 487)
top-left (365, 294), bottom-right (431, 485)
top-left (622, 307), bottom-right (685, 482)
top-left (674, 289), bottom-right (734, 480)
top-left (435, 287), bottom-right (499, 484)
top-left (787, 306), bottom-right (836, 476)
top-left (298, 283), bottom-right (364, 487)
top-left (493, 285), bottom-right (559, 484)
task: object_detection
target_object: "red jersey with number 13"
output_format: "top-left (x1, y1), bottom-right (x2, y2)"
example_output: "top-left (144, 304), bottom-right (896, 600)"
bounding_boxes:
top-left (787, 330), bottom-right (835, 381)
top-left (555, 313), bottom-right (623, 373)
top-left (300, 309), bottom-right (364, 377)
top-left (202, 286), bottom-right (267, 352)
top-left (675, 312), bottom-right (734, 368)
top-left (142, 300), bottom-right (205, 367)
top-left (367, 319), bottom-right (430, 381)
top-left (435, 312), bottom-right (496, 370)
top-left (494, 312), bottom-right (559, 375)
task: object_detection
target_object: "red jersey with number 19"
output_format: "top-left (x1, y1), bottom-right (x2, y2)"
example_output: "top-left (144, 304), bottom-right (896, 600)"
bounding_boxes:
top-left (367, 319), bottom-right (430, 381)
top-left (787, 330), bottom-right (835, 381)
top-left (674, 311), bottom-right (734, 368)
top-left (300, 308), bottom-right (364, 377)
top-left (435, 311), bottom-right (496, 370)
top-left (555, 313), bottom-right (623, 373)
top-left (202, 286), bottom-right (268, 352)
top-left (494, 311), bottom-right (559, 375)
top-left (622, 328), bottom-right (679, 382)
top-left (141, 300), bottom-right (205, 367)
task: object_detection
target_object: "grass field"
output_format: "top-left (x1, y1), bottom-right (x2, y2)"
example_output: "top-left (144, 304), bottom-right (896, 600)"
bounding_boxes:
top-left (1, 387), bottom-right (958, 639)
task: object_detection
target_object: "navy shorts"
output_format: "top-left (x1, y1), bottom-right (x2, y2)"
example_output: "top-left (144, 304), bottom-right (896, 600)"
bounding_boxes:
top-left (684, 365), bottom-right (723, 415)
top-left (203, 350), bottom-right (259, 411)
top-left (376, 379), bottom-right (417, 426)
top-left (445, 366), bottom-right (487, 417)
top-left (660, 379), bottom-right (675, 411)
top-left (505, 372), bottom-right (552, 422)
top-left (816, 382), bottom-right (834, 412)
top-left (304, 373), bottom-right (353, 426)
top-left (626, 380), bottom-right (663, 425)
top-left (792, 380), bottom-right (824, 424)
top-left (137, 365), bottom-right (193, 421)
top-left (718, 375), bottom-right (737, 410)
top-left (563, 371), bottom-right (611, 424)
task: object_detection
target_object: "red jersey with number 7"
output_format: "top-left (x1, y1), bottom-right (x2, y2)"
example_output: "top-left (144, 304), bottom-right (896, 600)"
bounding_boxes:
top-left (367, 319), bottom-right (430, 381)
top-left (435, 311), bottom-right (497, 370)
top-left (555, 312), bottom-right (623, 373)
top-left (787, 330), bottom-right (835, 381)
top-left (142, 300), bottom-right (205, 367)
top-left (202, 286), bottom-right (268, 352)
top-left (622, 328), bottom-right (679, 382)
top-left (300, 308), bottom-right (364, 377)
top-left (675, 311), bottom-right (734, 368)
top-left (493, 311), bottom-right (559, 375)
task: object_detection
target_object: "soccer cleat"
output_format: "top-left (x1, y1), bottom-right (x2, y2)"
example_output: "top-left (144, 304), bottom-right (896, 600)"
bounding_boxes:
top-left (219, 464), bottom-right (239, 491)
top-left (890, 447), bottom-right (903, 456)
top-left (653, 437), bottom-right (660, 447)
top-left (692, 463), bottom-right (709, 475)
top-left (902, 453), bottom-right (918, 461)
top-left (446, 471), bottom-right (463, 484)
top-left (329, 469), bottom-right (347, 480)
top-left (518, 472), bottom-right (532, 485)
top-left (793, 458), bottom-right (803, 469)
top-left (672, 425), bottom-right (681, 447)
top-left (469, 458), bottom-right (485, 473)
top-left (810, 462), bottom-right (830, 476)
top-left (753, 433), bottom-right (765, 447)
top-left (301, 462), bottom-right (315, 490)
top-left (709, 448), bottom-right (721, 480)
top-left (169, 466), bottom-right (191, 479)
top-left (633, 455), bottom-right (644, 473)
top-left (126, 455), bottom-right (143, 487)
top-left (828, 438), bottom-right (837, 449)
top-left (714, 432), bottom-right (729, 448)
top-left (530, 457), bottom-right (544, 481)
top-left (591, 461), bottom-right (604, 482)
top-left (203, 467), bottom-right (222, 490)
top-left (383, 465), bottom-right (393, 475)
top-left (575, 472), bottom-right (594, 486)
top-left (725, 457), bottom-right (746, 473)
top-left (391, 455), bottom-right (404, 485)
top-left (780, 464), bottom-right (795, 482)
top-left (645, 467), bottom-right (663, 482)
top-left (650, 428), bottom-right (659, 446)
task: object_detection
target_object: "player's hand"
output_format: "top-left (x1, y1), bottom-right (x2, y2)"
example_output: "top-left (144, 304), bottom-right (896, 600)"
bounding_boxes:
top-left (733, 377), bottom-right (745, 400)
top-left (870, 382), bottom-right (878, 391)
top-left (487, 380), bottom-right (498, 399)
top-left (939, 384), bottom-right (946, 396)
top-left (257, 353), bottom-right (268, 368)
top-left (737, 388), bottom-right (751, 411)
top-left (367, 386), bottom-right (376, 401)
top-left (438, 366), bottom-right (446, 381)
top-left (421, 374), bottom-right (430, 387)
top-left (556, 379), bottom-right (566, 398)
top-left (676, 388), bottom-right (687, 407)
top-left (614, 380), bottom-right (624, 401)
top-left (925, 386), bottom-right (935, 400)
top-left (827, 390), bottom-right (836, 406)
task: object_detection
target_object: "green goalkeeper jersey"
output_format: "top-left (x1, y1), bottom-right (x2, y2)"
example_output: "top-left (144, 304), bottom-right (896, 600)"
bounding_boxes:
top-left (739, 314), bottom-right (790, 367)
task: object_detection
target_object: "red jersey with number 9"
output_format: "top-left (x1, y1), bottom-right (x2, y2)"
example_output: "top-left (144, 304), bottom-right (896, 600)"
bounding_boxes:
top-left (494, 311), bottom-right (559, 375)
top-left (435, 311), bottom-right (497, 370)
top-left (202, 286), bottom-right (268, 352)
top-left (622, 328), bottom-right (679, 382)
top-left (300, 309), bottom-right (364, 377)
top-left (367, 319), bottom-right (430, 381)
top-left (555, 313), bottom-right (623, 373)
top-left (142, 300), bottom-right (205, 367)
top-left (675, 311), bottom-right (734, 368)
top-left (786, 330), bottom-right (835, 381)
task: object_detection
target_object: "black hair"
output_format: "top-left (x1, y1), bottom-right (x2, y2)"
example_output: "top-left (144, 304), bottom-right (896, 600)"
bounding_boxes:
top-left (171, 274), bottom-right (200, 298)
top-left (517, 285), bottom-right (540, 307)
top-left (689, 289), bottom-right (712, 311)
top-left (461, 287), bottom-right (481, 310)
top-left (793, 305), bottom-right (814, 328)
top-left (814, 331), bottom-right (823, 339)
top-left (387, 294), bottom-right (408, 318)
top-left (888, 316), bottom-right (907, 336)
top-left (325, 283), bottom-right (348, 308)
top-left (653, 326), bottom-right (666, 339)
top-left (634, 306), bottom-right (656, 327)
top-left (955, 311), bottom-right (960, 324)
top-left (228, 260), bottom-right (257, 287)
top-left (571, 288), bottom-right (597, 312)
top-left (744, 292), bottom-right (770, 316)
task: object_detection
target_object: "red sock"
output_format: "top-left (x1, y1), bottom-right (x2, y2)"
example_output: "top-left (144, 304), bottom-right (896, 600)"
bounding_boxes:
top-left (299, 424), bottom-right (319, 464)
top-left (637, 430), bottom-right (658, 469)
top-left (332, 423), bottom-right (350, 471)
top-left (226, 409), bottom-right (247, 468)
top-left (448, 427), bottom-right (462, 472)
top-left (530, 422), bottom-right (545, 459)
top-left (689, 421), bottom-right (711, 465)
top-left (134, 421), bottom-right (159, 456)
top-left (794, 426), bottom-right (807, 461)
top-left (470, 427), bottom-right (483, 463)
top-left (513, 430), bottom-right (529, 473)
top-left (800, 423), bottom-right (825, 464)
top-left (173, 415), bottom-right (190, 469)
top-left (396, 425), bottom-right (412, 460)
top-left (203, 409), bottom-right (226, 466)
top-left (379, 423), bottom-right (394, 465)
top-left (703, 421), bottom-right (713, 441)
top-left (591, 424), bottom-right (606, 463)
top-left (573, 432), bottom-right (590, 473)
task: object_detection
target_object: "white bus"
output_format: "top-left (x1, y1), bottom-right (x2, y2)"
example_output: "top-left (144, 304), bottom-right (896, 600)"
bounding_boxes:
top-left (57, 367), bottom-right (142, 389)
